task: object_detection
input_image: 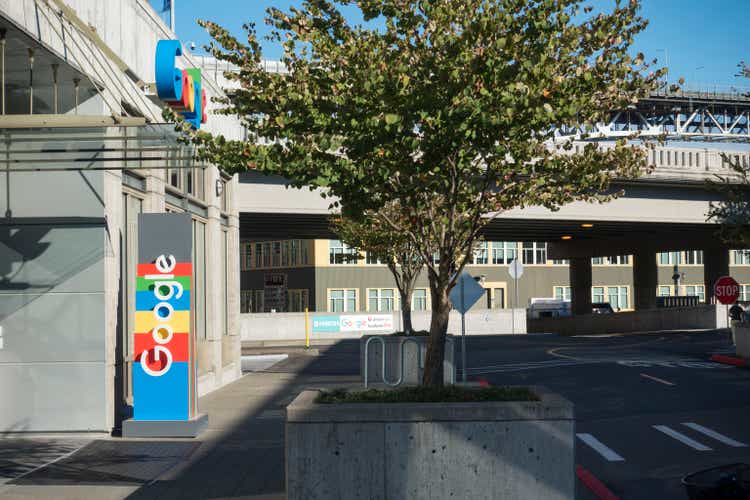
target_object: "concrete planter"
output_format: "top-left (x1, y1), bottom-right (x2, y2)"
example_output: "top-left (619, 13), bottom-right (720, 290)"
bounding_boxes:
top-left (359, 334), bottom-right (456, 386)
top-left (286, 388), bottom-right (575, 500)
top-left (734, 323), bottom-right (750, 359)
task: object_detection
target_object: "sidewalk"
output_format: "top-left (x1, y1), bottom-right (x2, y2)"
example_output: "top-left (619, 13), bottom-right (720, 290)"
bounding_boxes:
top-left (0, 368), bottom-right (359, 500)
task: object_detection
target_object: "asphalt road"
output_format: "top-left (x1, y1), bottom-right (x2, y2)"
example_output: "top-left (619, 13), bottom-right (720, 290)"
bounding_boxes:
top-left (269, 329), bottom-right (750, 499)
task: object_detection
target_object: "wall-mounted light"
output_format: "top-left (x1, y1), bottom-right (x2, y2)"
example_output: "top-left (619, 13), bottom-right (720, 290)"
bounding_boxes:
top-left (581, 223), bottom-right (594, 228)
top-left (215, 179), bottom-right (224, 197)
top-left (561, 235), bottom-right (573, 240)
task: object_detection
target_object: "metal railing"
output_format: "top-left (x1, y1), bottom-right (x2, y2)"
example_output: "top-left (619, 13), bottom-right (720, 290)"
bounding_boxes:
top-left (363, 336), bottom-right (422, 389)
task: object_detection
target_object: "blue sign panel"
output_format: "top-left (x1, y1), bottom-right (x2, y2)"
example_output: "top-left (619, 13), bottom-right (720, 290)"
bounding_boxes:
top-left (312, 316), bottom-right (341, 332)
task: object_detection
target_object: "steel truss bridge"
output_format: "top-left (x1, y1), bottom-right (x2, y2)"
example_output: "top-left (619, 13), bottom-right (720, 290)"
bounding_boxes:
top-left (556, 86), bottom-right (750, 142)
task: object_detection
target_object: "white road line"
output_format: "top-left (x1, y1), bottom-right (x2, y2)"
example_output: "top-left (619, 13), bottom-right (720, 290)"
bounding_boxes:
top-left (640, 373), bottom-right (675, 386)
top-left (576, 433), bottom-right (625, 462)
top-left (653, 425), bottom-right (712, 451)
top-left (682, 423), bottom-right (748, 448)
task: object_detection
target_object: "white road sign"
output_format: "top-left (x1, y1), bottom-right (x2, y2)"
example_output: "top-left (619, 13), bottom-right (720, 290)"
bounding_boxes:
top-left (508, 259), bottom-right (524, 279)
top-left (450, 272), bottom-right (486, 314)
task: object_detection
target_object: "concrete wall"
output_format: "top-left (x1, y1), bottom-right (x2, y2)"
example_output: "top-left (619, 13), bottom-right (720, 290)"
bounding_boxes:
top-left (240, 309), bottom-right (527, 342)
top-left (286, 389), bottom-right (575, 500)
top-left (528, 305), bottom-right (729, 336)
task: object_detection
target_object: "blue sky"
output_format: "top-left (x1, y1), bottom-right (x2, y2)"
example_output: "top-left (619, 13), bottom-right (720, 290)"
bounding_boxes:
top-left (174, 0), bottom-right (749, 89)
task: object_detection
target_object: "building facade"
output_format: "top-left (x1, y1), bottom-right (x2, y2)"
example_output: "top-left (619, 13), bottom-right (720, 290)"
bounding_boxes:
top-left (0, 0), bottom-right (242, 433)
top-left (240, 239), bottom-right (750, 314)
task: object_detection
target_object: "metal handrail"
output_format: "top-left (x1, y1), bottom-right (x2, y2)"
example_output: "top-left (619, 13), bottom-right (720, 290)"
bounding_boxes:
top-left (364, 336), bottom-right (422, 389)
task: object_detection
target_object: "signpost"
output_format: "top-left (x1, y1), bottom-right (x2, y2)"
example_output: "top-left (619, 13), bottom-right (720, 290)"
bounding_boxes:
top-left (508, 259), bottom-right (524, 334)
top-left (449, 272), bottom-right (486, 383)
top-left (714, 276), bottom-right (740, 305)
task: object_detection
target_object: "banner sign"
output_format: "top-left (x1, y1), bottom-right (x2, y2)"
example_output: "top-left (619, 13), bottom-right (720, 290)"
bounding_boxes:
top-left (312, 314), bottom-right (394, 333)
top-left (133, 213), bottom-right (196, 421)
top-left (155, 40), bottom-right (207, 129)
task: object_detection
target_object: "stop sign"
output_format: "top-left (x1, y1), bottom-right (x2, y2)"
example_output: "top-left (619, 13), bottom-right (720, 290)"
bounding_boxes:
top-left (714, 276), bottom-right (740, 305)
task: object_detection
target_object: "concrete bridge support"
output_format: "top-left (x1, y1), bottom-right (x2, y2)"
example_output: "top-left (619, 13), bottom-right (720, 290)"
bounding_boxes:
top-left (570, 257), bottom-right (593, 315)
top-left (704, 247), bottom-right (730, 304)
top-left (633, 250), bottom-right (658, 310)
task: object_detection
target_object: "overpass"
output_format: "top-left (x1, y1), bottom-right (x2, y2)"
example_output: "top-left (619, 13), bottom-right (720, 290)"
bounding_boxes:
top-left (238, 137), bottom-right (750, 315)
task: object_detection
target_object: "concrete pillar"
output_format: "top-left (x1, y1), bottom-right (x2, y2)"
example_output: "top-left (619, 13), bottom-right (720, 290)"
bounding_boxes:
top-left (633, 250), bottom-right (657, 310)
top-left (704, 247), bottom-right (730, 304)
top-left (569, 257), bottom-right (592, 315)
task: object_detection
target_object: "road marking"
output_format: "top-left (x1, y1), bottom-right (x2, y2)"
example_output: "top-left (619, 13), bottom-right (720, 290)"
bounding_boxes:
top-left (653, 425), bottom-right (712, 451)
top-left (640, 373), bottom-right (675, 386)
top-left (682, 423), bottom-right (747, 448)
top-left (576, 433), bottom-right (625, 462)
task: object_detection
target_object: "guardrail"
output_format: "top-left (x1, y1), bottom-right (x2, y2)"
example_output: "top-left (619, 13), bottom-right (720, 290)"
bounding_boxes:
top-left (363, 336), bottom-right (422, 389)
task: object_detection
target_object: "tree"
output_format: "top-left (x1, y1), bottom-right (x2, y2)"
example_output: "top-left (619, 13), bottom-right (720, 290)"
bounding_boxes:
top-left (187, 0), bottom-right (664, 386)
top-left (333, 202), bottom-right (425, 334)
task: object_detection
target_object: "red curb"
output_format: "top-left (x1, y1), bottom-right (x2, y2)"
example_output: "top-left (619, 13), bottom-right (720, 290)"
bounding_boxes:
top-left (576, 464), bottom-right (620, 500)
top-left (710, 354), bottom-right (746, 367)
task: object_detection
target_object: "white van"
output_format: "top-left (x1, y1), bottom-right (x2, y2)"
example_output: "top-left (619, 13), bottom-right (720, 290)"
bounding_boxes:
top-left (527, 298), bottom-right (572, 319)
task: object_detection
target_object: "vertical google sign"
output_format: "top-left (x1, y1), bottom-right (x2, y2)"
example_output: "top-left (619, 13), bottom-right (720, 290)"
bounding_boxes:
top-left (133, 213), bottom-right (196, 421)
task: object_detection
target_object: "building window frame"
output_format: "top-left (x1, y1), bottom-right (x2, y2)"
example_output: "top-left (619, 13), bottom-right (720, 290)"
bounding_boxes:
top-left (328, 288), bottom-right (358, 312)
top-left (367, 288), bottom-right (397, 312)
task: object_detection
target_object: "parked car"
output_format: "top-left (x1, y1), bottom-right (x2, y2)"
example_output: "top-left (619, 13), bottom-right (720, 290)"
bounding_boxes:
top-left (592, 302), bottom-right (615, 314)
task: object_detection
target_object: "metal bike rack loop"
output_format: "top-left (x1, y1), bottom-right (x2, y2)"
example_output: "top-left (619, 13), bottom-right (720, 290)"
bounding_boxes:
top-left (364, 336), bottom-right (422, 388)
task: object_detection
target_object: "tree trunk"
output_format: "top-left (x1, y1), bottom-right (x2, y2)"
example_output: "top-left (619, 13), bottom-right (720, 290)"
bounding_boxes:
top-left (400, 291), bottom-right (413, 335)
top-left (422, 282), bottom-right (451, 386)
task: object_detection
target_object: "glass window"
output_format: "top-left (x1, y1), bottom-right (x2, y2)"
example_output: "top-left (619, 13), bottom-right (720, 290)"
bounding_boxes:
top-left (255, 243), bottom-right (263, 268)
top-left (522, 242), bottom-right (547, 265)
top-left (492, 288), bottom-right (505, 309)
top-left (740, 284), bottom-right (750, 302)
top-left (366, 253), bottom-right (382, 265)
top-left (658, 285), bottom-right (672, 297)
top-left (554, 286), bottom-right (571, 301)
top-left (658, 252), bottom-right (681, 265)
top-left (241, 290), bottom-right (253, 313)
top-left (330, 289), bottom-right (357, 312)
top-left (734, 250), bottom-right (750, 265)
top-left (552, 259), bottom-right (569, 265)
top-left (592, 257), bottom-right (603, 265)
top-left (221, 231), bottom-right (228, 335)
top-left (473, 242), bottom-right (488, 264)
top-left (607, 286), bottom-right (628, 310)
top-left (263, 242), bottom-right (271, 268)
top-left (684, 251), bottom-right (703, 265)
top-left (369, 288), bottom-right (395, 312)
top-left (686, 285), bottom-right (705, 303)
top-left (592, 286), bottom-right (605, 303)
top-left (291, 240), bottom-right (299, 266)
top-left (287, 289), bottom-right (310, 312)
top-left (413, 289), bottom-right (428, 311)
top-left (254, 290), bottom-right (265, 312)
top-left (329, 239), bottom-right (358, 264)
top-left (301, 241), bottom-right (309, 265)
top-left (272, 242), bottom-right (282, 267)
top-left (193, 219), bottom-right (207, 339)
top-left (282, 241), bottom-right (290, 267)
top-left (492, 242), bottom-right (518, 265)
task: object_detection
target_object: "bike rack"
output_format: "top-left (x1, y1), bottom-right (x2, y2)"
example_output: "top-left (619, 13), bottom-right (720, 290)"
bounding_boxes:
top-left (364, 336), bottom-right (422, 388)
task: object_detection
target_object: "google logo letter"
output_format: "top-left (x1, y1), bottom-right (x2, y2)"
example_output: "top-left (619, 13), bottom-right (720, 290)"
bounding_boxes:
top-left (155, 39), bottom-right (207, 129)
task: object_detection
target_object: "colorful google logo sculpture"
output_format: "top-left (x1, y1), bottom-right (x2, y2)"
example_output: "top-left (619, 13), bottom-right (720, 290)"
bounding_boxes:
top-left (133, 214), bottom-right (196, 422)
top-left (155, 39), bottom-right (207, 129)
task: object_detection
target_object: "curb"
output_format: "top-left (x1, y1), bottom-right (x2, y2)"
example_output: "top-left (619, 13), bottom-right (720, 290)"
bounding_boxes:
top-left (576, 465), bottom-right (620, 500)
top-left (709, 354), bottom-right (746, 367)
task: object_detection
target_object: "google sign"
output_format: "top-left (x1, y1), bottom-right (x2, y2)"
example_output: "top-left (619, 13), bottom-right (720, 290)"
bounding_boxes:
top-left (133, 214), bottom-right (196, 422)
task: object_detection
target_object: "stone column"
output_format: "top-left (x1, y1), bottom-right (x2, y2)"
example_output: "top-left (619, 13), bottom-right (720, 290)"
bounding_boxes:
top-left (633, 249), bottom-right (657, 310)
top-left (569, 257), bottom-right (592, 315)
top-left (704, 247), bottom-right (730, 304)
